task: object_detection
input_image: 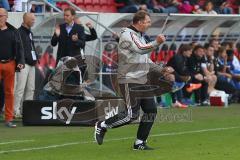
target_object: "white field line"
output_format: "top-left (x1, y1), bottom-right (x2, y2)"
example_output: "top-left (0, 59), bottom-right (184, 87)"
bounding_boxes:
top-left (0, 140), bottom-right (35, 145)
top-left (0, 126), bottom-right (239, 154)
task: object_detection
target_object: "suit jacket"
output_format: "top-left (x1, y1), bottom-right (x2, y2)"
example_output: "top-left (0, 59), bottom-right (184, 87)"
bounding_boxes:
top-left (51, 23), bottom-right (85, 62)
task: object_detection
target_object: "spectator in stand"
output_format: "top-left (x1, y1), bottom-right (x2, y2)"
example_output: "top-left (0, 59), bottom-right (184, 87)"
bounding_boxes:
top-left (192, 4), bottom-right (202, 14)
top-left (200, 0), bottom-right (217, 14)
top-left (152, 0), bottom-right (180, 13)
top-left (0, 0), bottom-right (10, 11)
top-left (116, 0), bottom-right (152, 13)
top-left (178, 0), bottom-right (193, 14)
top-left (12, 0), bottom-right (31, 12)
top-left (212, 0), bottom-right (233, 14)
top-left (31, 0), bottom-right (57, 13)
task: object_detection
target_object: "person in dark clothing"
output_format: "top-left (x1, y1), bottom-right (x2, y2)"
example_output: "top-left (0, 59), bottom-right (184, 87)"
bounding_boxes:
top-left (51, 8), bottom-right (97, 80)
top-left (186, 45), bottom-right (209, 105)
top-left (51, 8), bottom-right (86, 63)
top-left (167, 44), bottom-right (201, 107)
top-left (14, 13), bottom-right (38, 118)
top-left (0, 8), bottom-right (25, 127)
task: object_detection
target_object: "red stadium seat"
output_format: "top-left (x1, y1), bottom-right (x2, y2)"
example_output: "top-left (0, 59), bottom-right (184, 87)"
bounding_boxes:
top-left (78, 4), bottom-right (86, 10)
top-left (92, 0), bottom-right (100, 5)
top-left (99, 0), bottom-right (108, 5)
top-left (150, 50), bottom-right (157, 63)
top-left (93, 5), bottom-right (102, 12)
top-left (157, 50), bottom-right (165, 63)
top-left (101, 5), bottom-right (117, 13)
top-left (85, 5), bottom-right (95, 11)
top-left (84, 0), bottom-right (92, 5)
top-left (75, 0), bottom-right (84, 5)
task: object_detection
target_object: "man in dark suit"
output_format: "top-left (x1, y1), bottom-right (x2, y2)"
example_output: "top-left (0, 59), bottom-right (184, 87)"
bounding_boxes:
top-left (51, 8), bottom-right (86, 63)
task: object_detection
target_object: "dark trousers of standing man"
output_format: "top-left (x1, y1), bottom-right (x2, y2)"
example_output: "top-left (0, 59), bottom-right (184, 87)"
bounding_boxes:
top-left (0, 60), bottom-right (16, 122)
top-left (105, 83), bottom-right (157, 141)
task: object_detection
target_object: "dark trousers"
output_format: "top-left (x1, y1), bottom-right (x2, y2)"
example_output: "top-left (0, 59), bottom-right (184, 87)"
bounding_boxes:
top-left (105, 83), bottom-right (157, 141)
top-left (183, 79), bottom-right (208, 103)
top-left (194, 80), bottom-right (208, 103)
top-left (215, 77), bottom-right (236, 94)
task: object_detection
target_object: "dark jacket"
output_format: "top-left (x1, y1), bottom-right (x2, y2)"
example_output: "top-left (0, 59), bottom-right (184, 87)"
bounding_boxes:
top-left (51, 23), bottom-right (86, 62)
top-left (167, 53), bottom-right (190, 76)
top-left (186, 53), bottom-right (205, 79)
top-left (5, 23), bottom-right (25, 69)
top-left (18, 25), bottom-right (38, 66)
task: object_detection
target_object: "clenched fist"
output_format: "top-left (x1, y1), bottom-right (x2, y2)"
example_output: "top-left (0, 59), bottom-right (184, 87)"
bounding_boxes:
top-left (72, 33), bottom-right (78, 41)
top-left (156, 34), bottom-right (166, 44)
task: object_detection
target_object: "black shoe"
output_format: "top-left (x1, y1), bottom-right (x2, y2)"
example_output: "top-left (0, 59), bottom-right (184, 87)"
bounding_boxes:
top-left (133, 142), bottom-right (154, 150)
top-left (94, 121), bottom-right (107, 145)
top-left (5, 121), bottom-right (17, 128)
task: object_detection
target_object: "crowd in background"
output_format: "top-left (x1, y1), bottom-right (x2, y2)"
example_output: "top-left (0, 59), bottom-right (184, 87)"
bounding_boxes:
top-left (0, 0), bottom-right (240, 14)
top-left (116, 0), bottom-right (240, 14)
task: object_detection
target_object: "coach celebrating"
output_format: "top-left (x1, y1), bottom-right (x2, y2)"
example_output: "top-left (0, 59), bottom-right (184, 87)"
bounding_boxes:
top-left (94, 10), bottom-right (174, 150)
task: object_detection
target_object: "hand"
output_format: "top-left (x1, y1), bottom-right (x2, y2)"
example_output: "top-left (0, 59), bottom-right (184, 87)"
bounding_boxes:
top-left (156, 34), bottom-right (165, 44)
top-left (112, 32), bottom-right (119, 38)
top-left (163, 73), bottom-right (175, 82)
top-left (17, 64), bottom-right (24, 70)
top-left (162, 66), bottom-right (174, 73)
top-left (225, 73), bottom-right (232, 79)
top-left (210, 71), bottom-right (215, 75)
top-left (55, 25), bottom-right (60, 37)
top-left (194, 73), bottom-right (204, 81)
top-left (85, 22), bottom-right (93, 28)
top-left (72, 33), bottom-right (78, 41)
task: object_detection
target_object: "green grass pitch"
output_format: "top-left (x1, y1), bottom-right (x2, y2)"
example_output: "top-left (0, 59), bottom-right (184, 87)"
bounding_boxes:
top-left (0, 104), bottom-right (240, 160)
